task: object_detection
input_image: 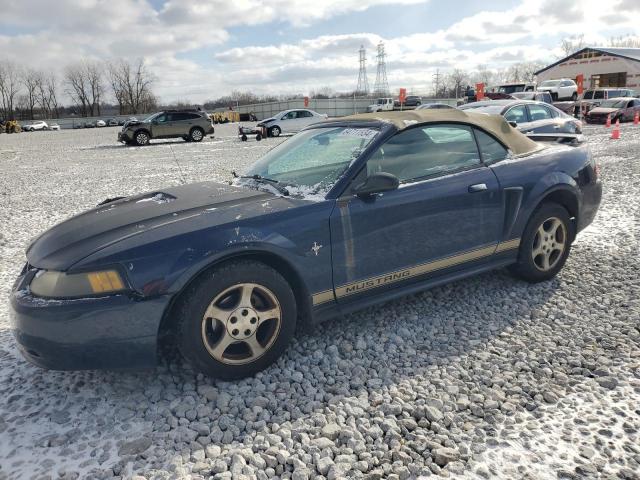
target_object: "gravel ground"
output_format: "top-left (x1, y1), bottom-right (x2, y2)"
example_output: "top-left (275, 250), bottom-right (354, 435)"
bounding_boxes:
top-left (0, 124), bottom-right (639, 480)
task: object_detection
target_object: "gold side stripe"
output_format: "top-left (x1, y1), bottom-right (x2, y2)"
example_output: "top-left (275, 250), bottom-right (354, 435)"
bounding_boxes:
top-left (311, 238), bottom-right (521, 305)
top-left (495, 237), bottom-right (521, 253)
top-left (312, 289), bottom-right (335, 306)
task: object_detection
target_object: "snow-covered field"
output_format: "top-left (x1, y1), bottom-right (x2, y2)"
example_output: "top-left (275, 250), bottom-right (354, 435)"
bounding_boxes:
top-left (0, 124), bottom-right (639, 480)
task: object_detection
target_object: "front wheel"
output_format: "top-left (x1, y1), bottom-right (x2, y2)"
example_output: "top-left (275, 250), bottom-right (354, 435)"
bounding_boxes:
top-left (176, 260), bottom-right (297, 379)
top-left (509, 203), bottom-right (573, 283)
top-left (134, 130), bottom-right (150, 146)
top-left (269, 125), bottom-right (281, 137)
top-left (571, 92), bottom-right (577, 101)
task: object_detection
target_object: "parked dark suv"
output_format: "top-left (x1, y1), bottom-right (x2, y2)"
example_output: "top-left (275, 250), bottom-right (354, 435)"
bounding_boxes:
top-left (118, 109), bottom-right (214, 146)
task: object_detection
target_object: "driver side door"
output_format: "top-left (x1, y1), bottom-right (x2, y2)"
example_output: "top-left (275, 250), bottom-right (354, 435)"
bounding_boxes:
top-left (329, 123), bottom-right (504, 302)
top-left (150, 113), bottom-right (172, 138)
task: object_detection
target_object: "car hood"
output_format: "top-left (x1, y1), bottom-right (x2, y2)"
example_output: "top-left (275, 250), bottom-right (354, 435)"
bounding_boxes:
top-left (26, 181), bottom-right (300, 270)
top-left (259, 117), bottom-right (276, 124)
top-left (588, 107), bottom-right (618, 115)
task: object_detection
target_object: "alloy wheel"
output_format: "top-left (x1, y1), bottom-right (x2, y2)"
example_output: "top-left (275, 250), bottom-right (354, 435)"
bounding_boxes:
top-left (191, 129), bottom-right (203, 141)
top-left (136, 132), bottom-right (149, 145)
top-left (531, 216), bottom-right (566, 271)
top-left (201, 283), bottom-right (282, 365)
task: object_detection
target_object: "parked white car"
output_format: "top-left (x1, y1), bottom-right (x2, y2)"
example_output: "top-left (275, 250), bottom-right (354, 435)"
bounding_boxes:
top-left (257, 109), bottom-right (328, 137)
top-left (49, 123), bottom-right (60, 131)
top-left (537, 78), bottom-right (578, 101)
top-left (22, 121), bottom-right (49, 131)
top-left (95, 120), bottom-right (106, 127)
top-left (367, 98), bottom-right (394, 112)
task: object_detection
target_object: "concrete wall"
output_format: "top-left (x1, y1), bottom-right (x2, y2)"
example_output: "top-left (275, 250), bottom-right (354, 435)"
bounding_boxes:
top-left (27, 97), bottom-right (462, 128)
top-left (230, 98), bottom-right (460, 120)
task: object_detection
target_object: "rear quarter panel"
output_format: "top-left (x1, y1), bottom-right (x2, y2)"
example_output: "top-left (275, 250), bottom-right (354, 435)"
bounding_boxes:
top-left (490, 144), bottom-right (595, 239)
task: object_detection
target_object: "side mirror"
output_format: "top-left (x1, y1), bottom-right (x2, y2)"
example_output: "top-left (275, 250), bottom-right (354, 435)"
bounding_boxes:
top-left (353, 172), bottom-right (399, 197)
top-left (508, 121), bottom-right (518, 128)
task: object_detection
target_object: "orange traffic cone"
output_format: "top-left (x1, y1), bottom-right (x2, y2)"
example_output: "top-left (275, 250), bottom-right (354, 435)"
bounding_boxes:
top-left (606, 114), bottom-right (611, 128)
top-left (634, 111), bottom-right (639, 125)
top-left (611, 118), bottom-right (620, 139)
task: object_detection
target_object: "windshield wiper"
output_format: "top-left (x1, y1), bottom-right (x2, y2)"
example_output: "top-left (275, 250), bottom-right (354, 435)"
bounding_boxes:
top-left (236, 174), bottom-right (290, 196)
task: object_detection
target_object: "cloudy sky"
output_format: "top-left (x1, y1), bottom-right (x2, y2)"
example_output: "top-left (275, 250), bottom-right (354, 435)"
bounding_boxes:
top-left (0, 0), bottom-right (638, 103)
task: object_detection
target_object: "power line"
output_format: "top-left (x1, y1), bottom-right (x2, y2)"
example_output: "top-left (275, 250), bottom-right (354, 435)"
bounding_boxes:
top-left (432, 69), bottom-right (442, 98)
top-left (373, 42), bottom-right (389, 96)
top-left (355, 45), bottom-right (370, 96)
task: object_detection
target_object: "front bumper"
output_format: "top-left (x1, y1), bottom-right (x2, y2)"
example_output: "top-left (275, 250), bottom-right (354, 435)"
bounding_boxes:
top-left (118, 131), bottom-right (133, 143)
top-left (585, 115), bottom-right (608, 124)
top-left (10, 281), bottom-right (170, 370)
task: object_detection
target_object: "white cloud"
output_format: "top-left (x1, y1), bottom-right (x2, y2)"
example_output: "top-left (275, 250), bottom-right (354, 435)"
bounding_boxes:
top-left (0, 0), bottom-right (636, 103)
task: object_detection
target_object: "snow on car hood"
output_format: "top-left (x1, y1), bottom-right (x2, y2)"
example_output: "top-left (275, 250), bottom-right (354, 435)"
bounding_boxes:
top-left (26, 181), bottom-right (305, 270)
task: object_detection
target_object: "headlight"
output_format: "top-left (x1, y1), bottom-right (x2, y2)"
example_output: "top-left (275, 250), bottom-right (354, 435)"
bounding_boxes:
top-left (30, 269), bottom-right (126, 298)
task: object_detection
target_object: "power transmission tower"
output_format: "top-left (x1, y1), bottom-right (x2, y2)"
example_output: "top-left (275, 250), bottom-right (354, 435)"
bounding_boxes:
top-left (373, 42), bottom-right (389, 96)
top-left (355, 45), bottom-right (370, 96)
top-left (432, 69), bottom-right (442, 98)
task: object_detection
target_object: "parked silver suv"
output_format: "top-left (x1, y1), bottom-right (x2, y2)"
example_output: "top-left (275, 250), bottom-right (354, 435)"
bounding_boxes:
top-left (118, 109), bottom-right (214, 146)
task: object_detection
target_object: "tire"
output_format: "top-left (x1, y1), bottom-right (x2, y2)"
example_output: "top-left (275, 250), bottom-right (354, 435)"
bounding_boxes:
top-left (256, 133), bottom-right (262, 141)
top-left (510, 203), bottom-right (573, 283)
top-left (241, 134), bottom-right (247, 141)
top-left (189, 127), bottom-right (204, 142)
top-left (176, 260), bottom-right (297, 379)
top-left (269, 126), bottom-right (281, 137)
top-left (134, 130), bottom-right (150, 146)
top-left (571, 92), bottom-right (577, 101)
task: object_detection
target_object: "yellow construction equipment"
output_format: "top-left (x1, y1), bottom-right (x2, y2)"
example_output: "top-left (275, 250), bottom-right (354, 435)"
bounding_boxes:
top-left (2, 120), bottom-right (21, 133)
top-left (211, 111), bottom-right (240, 124)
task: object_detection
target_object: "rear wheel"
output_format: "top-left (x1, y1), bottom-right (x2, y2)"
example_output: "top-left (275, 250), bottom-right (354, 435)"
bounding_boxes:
top-left (176, 260), bottom-right (297, 379)
top-left (510, 203), bottom-right (573, 283)
top-left (190, 127), bottom-right (204, 142)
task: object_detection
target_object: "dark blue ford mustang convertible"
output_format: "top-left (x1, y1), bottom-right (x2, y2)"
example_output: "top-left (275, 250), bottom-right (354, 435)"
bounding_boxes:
top-left (10, 109), bottom-right (602, 379)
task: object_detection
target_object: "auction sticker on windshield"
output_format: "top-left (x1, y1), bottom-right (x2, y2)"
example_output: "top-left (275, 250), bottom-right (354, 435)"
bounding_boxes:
top-left (338, 128), bottom-right (378, 139)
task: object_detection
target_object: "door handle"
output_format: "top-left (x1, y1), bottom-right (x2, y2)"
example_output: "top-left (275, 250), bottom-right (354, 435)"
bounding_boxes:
top-left (468, 183), bottom-right (488, 193)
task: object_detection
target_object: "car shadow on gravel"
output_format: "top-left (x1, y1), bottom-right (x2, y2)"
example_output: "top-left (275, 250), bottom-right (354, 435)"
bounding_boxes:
top-left (83, 140), bottom-right (192, 151)
top-left (0, 266), bottom-right (560, 475)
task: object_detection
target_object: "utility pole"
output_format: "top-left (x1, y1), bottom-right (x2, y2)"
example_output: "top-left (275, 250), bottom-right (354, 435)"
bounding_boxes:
top-left (355, 45), bottom-right (370, 97)
top-left (373, 42), bottom-right (390, 96)
top-left (432, 69), bottom-right (441, 98)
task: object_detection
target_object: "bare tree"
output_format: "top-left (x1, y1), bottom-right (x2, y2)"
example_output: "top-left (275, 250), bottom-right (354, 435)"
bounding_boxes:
top-left (474, 65), bottom-right (494, 87)
top-left (107, 58), bottom-right (154, 114)
top-left (21, 68), bottom-right (41, 120)
top-left (85, 62), bottom-right (104, 116)
top-left (607, 35), bottom-right (640, 48)
top-left (35, 73), bottom-right (59, 118)
top-left (0, 60), bottom-right (22, 119)
top-left (505, 62), bottom-right (544, 83)
top-left (64, 63), bottom-right (91, 116)
top-left (64, 61), bottom-right (104, 117)
top-left (447, 69), bottom-right (468, 98)
top-left (559, 34), bottom-right (586, 58)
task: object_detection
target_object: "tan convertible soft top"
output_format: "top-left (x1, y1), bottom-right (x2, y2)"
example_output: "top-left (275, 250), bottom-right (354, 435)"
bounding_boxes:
top-left (337, 109), bottom-right (542, 156)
